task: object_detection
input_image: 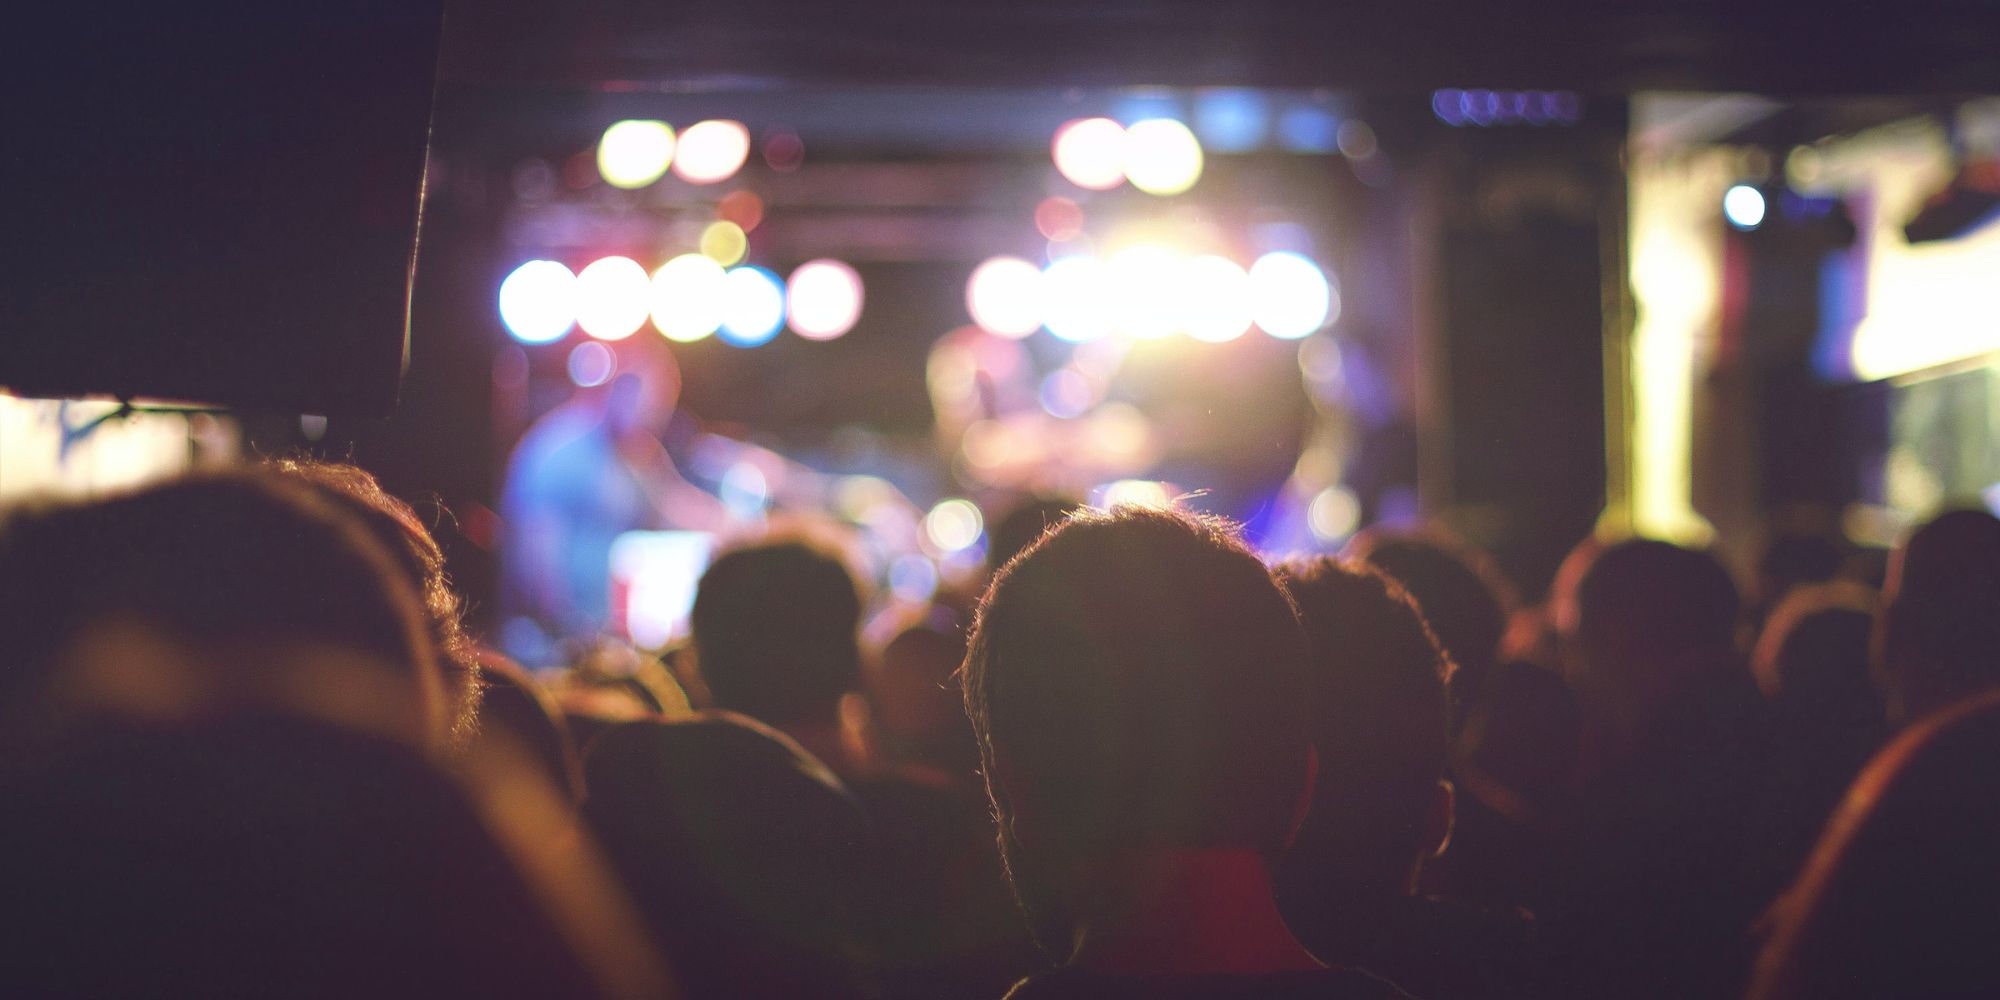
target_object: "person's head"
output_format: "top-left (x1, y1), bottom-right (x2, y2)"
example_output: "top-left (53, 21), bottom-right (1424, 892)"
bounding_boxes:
top-left (961, 505), bottom-right (1313, 953)
top-left (1875, 509), bottom-right (2000, 726)
top-left (986, 495), bottom-right (1082, 576)
top-left (1274, 557), bottom-right (1453, 902)
top-left (268, 457), bottom-right (481, 742)
top-left (1347, 528), bottom-right (1512, 713)
top-left (691, 531), bottom-right (864, 727)
top-left (1753, 581), bottom-right (1880, 731)
top-left (864, 622), bottom-right (978, 780)
top-left (1564, 538), bottom-right (1741, 710)
top-left (0, 469), bottom-right (445, 749)
top-left (1747, 691), bottom-right (2000, 1000)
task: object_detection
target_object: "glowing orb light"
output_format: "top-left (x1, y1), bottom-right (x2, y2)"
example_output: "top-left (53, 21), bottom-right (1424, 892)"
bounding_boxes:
top-left (1248, 251), bottom-right (1335, 339)
top-left (924, 498), bottom-right (984, 553)
top-left (1035, 197), bottom-right (1085, 242)
top-left (1121, 119), bottom-right (1203, 196)
top-left (1052, 117), bottom-right (1127, 190)
top-left (1102, 479), bottom-right (1173, 510)
top-left (566, 340), bottom-right (616, 387)
top-left (1042, 256), bottom-right (1115, 343)
top-left (718, 266), bottom-right (786, 347)
top-left (787, 259), bottom-right (864, 341)
top-left (1107, 244), bottom-right (1182, 340)
top-left (700, 220), bottom-right (749, 266)
top-left (649, 253), bottom-right (728, 342)
top-left (1308, 486), bottom-right (1362, 541)
top-left (1724, 184), bottom-right (1766, 230)
top-left (717, 190), bottom-right (765, 231)
top-left (574, 256), bottom-right (652, 341)
top-left (966, 256), bottom-right (1045, 338)
top-left (597, 120), bottom-right (676, 189)
top-left (672, 120), bottom-right (752, 184)
top-left (1181, 255), bottom-right (1253, 342)
top-left (497, 259), bottom-right (576, 344)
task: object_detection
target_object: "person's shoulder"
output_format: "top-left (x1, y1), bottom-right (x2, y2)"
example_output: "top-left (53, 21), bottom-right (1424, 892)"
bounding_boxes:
top-left (1002, 965), bottom-right (1418, 1000)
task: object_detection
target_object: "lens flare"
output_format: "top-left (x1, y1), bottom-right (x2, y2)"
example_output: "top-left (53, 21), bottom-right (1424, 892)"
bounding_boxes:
top-left (498, 260), bottom-right (576, 344)
top-left (1042, 256), bottom-right (1115, 343)
top-left (1052, 117), bottom-right (1127, 190)
top-left (966, 256), bottom-right (1045, 338)
top-left (1181, 255), bottom-right (1253, 343)
top-left (673, 120), bottom-right (752, 185)
top-left (597, 120), bottom-right (676, 189)
top-left (1121, 119), bottom-right (1203, 196)
top-left (924, 498), bottom-right (984, 553)
top-left (718, 266), bottom-right (785, 347)
top-left (787, 259), bottom-right (864, 341)
top-left (575, 256), bottom-right (652, 341)
top-left (1248, 251), bottom-right (1335, 339)
top-left (649, 253), bottom-right (727, 342)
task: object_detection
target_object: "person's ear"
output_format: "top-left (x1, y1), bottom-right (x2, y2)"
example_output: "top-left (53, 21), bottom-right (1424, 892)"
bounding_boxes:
top-left (1284, 743), bottom-right (1320, 851)
top-left (1425, 779), bottom-right (1456, 858)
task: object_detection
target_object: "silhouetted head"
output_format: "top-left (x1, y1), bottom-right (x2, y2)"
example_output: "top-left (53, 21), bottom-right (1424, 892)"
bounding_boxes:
top-left (1566, 538), bottom-right (1740, 699)
top-left (986, 495), bottom-right (1082, 575)
top-left (961, 505), bottom-right (1313, 951)
top-left (691, 533), bottom-right (864, 727)
top-left (1875, 509), bottom-right (2000, 726)
top-left (864, 623), bottom-right (978, 780)
top-left (1748, 691), bottom-right (2000, 1000)
top-left (269, 457), bottom-right (481, 741)
top-left (1274, 557), bottom-right (1452, 903)
top-left (1347, 528), bottom-right (1512, 714)
top-left (0, 470), bottom-right (444, 749)
top-left (1753, 581), bottom-right (1880, 731)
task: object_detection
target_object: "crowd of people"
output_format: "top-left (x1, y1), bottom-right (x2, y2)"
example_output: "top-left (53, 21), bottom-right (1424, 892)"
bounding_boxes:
top-left (2, 456), bottom-right (1997, 999)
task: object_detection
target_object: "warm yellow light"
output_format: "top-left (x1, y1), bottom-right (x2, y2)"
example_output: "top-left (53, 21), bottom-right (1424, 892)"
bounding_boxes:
top-left (574, 256), bottom-right (652, 341)
top-left (597, 120), bottom-right (676, 189)
top-left (1102, 479), bottom-right (1172, 510)
top-left (1121, 119), bottom-right (1203, 196)
top-left (1042, 256), bottom-right (1115, 343)
top-left (1308, 486), bottom-right (1361, 541)
top-left (699, 220), bottom-right (749, 266)
top-left (1052, 118), bottom-right (1127, 190)
top-left (924, 498), bottom-right (984, 553)
top-left (1107, 244), bottom-right (1182, 340)
top-left (672, 120), bottom-right (751, 185)
top-left (966, 256), bottom-right (1044, 338)
top-left (649, 253), bottom-right (728, 342)
top-left (1181, 255), bottom-right (1253, 342)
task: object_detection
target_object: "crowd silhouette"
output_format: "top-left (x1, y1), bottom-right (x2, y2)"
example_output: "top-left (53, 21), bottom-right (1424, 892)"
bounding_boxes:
top-left (2, 457), bottom-right (1995, 999)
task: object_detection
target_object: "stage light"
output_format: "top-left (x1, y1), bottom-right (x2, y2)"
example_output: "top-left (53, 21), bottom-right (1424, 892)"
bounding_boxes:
top-left (889, 553), bottom-right (939, 604)
top-left (1107, 244), bottom-right (1182, 339)
top-left (650, 253), bottom-right (727, 342)
top-left (498, 259), bottom-right (576, 344)
top-left (1249, 251), bottom-right (1334, 339)
top-left (700, 220), bottom-right (748, 266)
top-left (719, 461), bottom-right (770, 518)
top-left (1308, 486), bottom-right (1361, 542)
top-left (1724, 184), bottom-right (1767, 229)
top-left (1052, 117), bottom-right (1127, 191)
top-left (718, 190), bottom-right (765, 232)
top-left (566, 340), bottom-right (616, 387)
top-left (1042, 256), bottom-right (1115, 343)
top-left (718, 266), bottom-right (785, 347)
top-left (672, 120), bottom-right (751, 185)
top-left (787, 259), bottom-right (863, 341)
top-left (924, 498), bottom-right (984, 553)
top-left (1278, 104), bottom-right (1340, 153)
top-left (575, 256), bottom-right (652, 341)
top-left (1035, 196), bottom-right (1084, 242)
top-left (1193, 88), bottom-right (1269, 154)
top-left (1039, 369), bottom-right (1095, 419)
top-left (1122, 119), bottom-right (1203, 196)
top-left (1102, 479), bottom-right (1172, 510)
top-left (597, 120), bottom-right (675, 189)
top-left (1181, 254), bottom-right (1253, 342)
top-left (966, 256), bottom-right (1044, 338)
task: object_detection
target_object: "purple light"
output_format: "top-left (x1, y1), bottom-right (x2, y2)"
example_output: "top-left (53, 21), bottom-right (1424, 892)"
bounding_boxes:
top-left (1432, 89), bottom-right (1468, 127)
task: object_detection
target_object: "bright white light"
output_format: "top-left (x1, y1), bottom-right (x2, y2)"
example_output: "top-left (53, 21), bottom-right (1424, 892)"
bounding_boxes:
top-left (1180, 255), bottom-right (1253, 342)
top-left (649, 253), bottom-right (728, 342)
top-left (1107, 244), bottom-right (1182, 339)
top-left (787, 259), bottom-right (864, 341)
top-left (574, 256), bottom-right (652, 341)
top-left (672, 120), bottom-right (751, 185)
top-left (718, 266), bottom-right (785, 347)
top-left (566, 340), bottom-right (616, 387)
top-left (597, 120), bottom-right (676, 189)
top-left (1723, 184), bottom-right (1766, 229)
top-left (1248, 251), bottom-right (1334, 339)
top-left (966, 256), bottom-right (1044, 338)
top-left (1102, 479), bottom-right (1172, 510)
top-left (498, 260), bottom-right (576, 344)
top-left (1308, 486), bottom-right (1361, 542)
top-left (718, 461), bottom-right (770, 518)
top-left (1121, 119), bottom-right (1204, 196)
top-left (1042, 256), bottom-right (1115, 343)
top-left (924, 498), bottom-right (984, 553)
top-left (1052, 117), bottom-right (1127, 190)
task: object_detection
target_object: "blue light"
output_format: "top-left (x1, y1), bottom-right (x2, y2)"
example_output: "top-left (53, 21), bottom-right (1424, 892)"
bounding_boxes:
top-left (1724, 185), bottom-right (1767, 230)
top-left (1193, 88), bottom-right (1269, 153)
top-left (1432, 89), bottom-right (1468, 126)
top-left (718, 266), bottom-right (786, 347)
top-left (1277, 105), bottom-right (1340, 153)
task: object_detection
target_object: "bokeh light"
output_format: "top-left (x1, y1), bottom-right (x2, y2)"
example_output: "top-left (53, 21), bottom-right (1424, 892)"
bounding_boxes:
top-left (1101, 479), bottom-right (1173, 510)
top-left (574, 256), bottom-right (652, 341)
top-left (719, 461), bottom-right (770, 518)
top-left (1724, 184), bottom-right (1767, 229)
top-left (718, 190), bottom-right (765, 232)
top-left (718, 265), bottom-right (786, 347)
top-left (1039, 369), bottom-right (1096, 419)
top-left (1180, 254), bottom-right (1253, 342)
top-left (924, 498), bottom-right (984, 553)
top-left (497, 259), bottom-right (576, 344)
top-left (672, 120), bottom-right (752, 185)
top-left (1107, 244), bottom-right (1182, 339)
top-left (1035, 197), bottom-right (1085, 242)
top-left (787, 259), bottom-right (864, 341)
top-left (1052, 117), bottom-right (1127, 191)
top-left (1042, 256), bottom-right (1116, 343)
top-left (566, 340), bottom-right (616, 387)
top-left (1121, 119), bottom-right (1204, 196)
top-left (1308, 486), bottom-right (1362, 541)
top-left (1248, 251), bottom-right (1335, 339)
top-left (699, 220), bottom-right (749, 266)
top-left (763, 129), bottom-right (805, 172)
top-left (889, 553), bottom-right (940, 604)
top-left (966, 256), bottom-right (1045, 338)
top-left (597, 120), bottom-right (676, 189)
top-left (649, 253), bottom-right (727, 342)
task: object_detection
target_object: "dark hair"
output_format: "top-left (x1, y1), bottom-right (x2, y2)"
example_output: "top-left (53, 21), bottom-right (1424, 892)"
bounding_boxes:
top-left (1876, 509), bottom-right (2000, 724)
top-left (962, 505), bottom-right (1313, 858)
top-left (1573, 538), bottom-right (1741, 657)
top-left (1348, 529), bottom-right (1511, 680)
top-left (691, 534), bottom-right (863, 724)
top-left (1275, 557), bottom-right (1451, 890)
top-left (0, 470), bottom-right (442, 746)
top-left (1747, 691), bottom-right (2000, 1000)
top-left (269, 457), bottom-right (481, 740)
top-left (986, 495), bottom-right (1082, 574)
